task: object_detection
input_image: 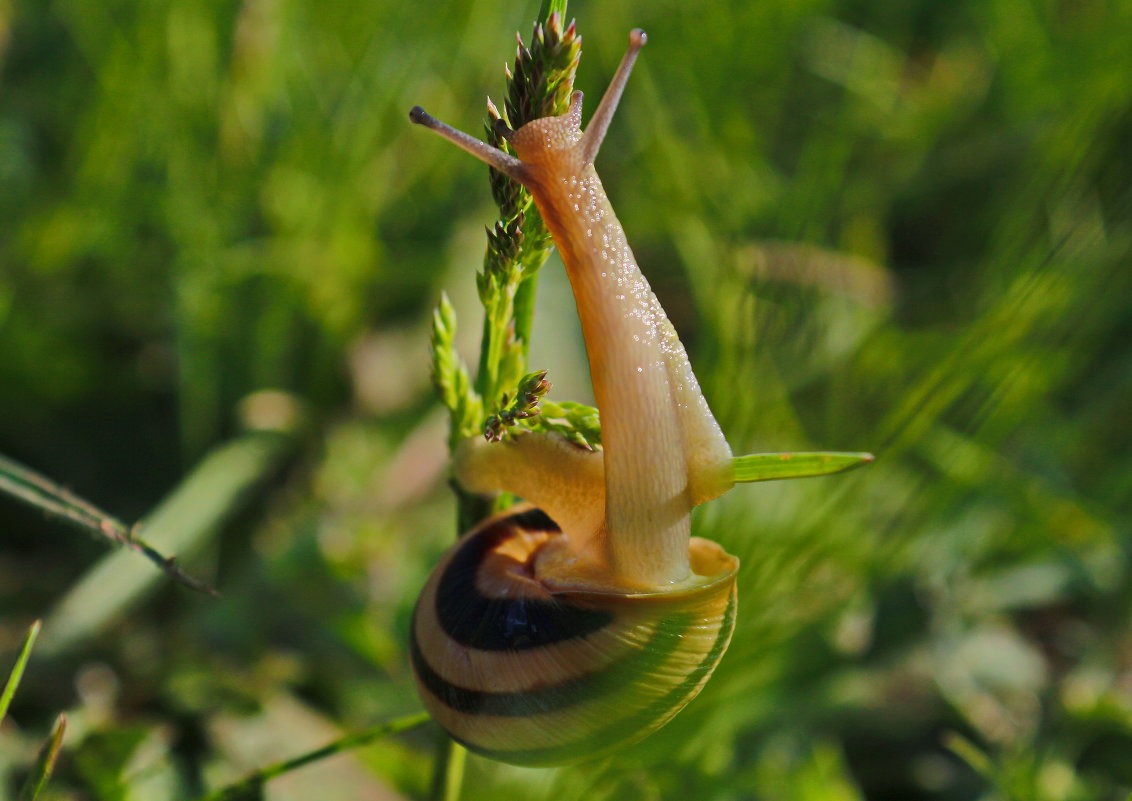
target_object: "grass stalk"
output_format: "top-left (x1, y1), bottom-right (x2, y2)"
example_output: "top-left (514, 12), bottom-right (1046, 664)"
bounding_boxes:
top-left (195, 711), bottom-right (431, 801)
top-left (0, 453), bottom-right (217, 595)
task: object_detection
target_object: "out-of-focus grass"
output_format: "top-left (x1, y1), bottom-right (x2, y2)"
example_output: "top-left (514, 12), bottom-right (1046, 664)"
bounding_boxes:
top-left (1, 0), bottom-right (1131, 800)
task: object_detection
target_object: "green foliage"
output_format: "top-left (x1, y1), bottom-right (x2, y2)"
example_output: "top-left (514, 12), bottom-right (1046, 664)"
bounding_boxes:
top-left (483, 370), bottom-right (601, 449)
top-left (469, 10), bottom-right (582, 413)
top-left (430, 292), bottom-right (482, 448)
top-left (523, 399), bottom-right (603, 451)
top-left (1, 0), bottom-right (1131, 800)
top-left (483, 369), bottom-right (551, 442)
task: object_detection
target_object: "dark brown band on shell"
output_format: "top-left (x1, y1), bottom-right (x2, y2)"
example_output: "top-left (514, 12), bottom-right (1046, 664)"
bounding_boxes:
top-left (432, 508), bottom-right (613, 650)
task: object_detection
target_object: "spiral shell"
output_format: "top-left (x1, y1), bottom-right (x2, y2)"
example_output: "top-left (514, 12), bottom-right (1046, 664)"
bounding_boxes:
top-left (410, 506), bottom-right (738, 766)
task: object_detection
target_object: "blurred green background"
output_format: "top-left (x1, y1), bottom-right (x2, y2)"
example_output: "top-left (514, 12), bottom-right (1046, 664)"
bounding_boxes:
top-left (2, 0), bottom-right (1131, 798)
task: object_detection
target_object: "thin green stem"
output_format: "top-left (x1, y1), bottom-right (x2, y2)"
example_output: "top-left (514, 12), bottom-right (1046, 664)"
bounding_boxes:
top-left (1, 620), bottom-right (41, 722)
top-left (430, 739), bottom-right (468, 801)
top-left (195, 711), bottom-right (431, 801)
top-left (445, 743), bottom-right (467, 801)
top-left (473, 293), bottom-right (510, 405)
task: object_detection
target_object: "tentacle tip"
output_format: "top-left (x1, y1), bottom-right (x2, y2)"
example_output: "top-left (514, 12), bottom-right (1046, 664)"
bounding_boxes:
top-left (409, 106), bottom-right (430, 125)
top-left (629, 29), bottom-right (647, 49)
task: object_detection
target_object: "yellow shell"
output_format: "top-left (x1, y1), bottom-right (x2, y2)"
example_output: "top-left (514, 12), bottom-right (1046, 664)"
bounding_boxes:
top-left (410, 506), bottom-right (738, 766)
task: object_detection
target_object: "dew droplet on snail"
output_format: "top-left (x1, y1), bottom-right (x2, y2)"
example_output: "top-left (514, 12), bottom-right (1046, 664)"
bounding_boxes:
top-left (408, 27), bottom-right (757, 767)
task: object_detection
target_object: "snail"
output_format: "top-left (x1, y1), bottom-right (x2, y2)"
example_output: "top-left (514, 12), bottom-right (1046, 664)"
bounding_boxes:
top-left (408, 29), bottom-right (741, 766)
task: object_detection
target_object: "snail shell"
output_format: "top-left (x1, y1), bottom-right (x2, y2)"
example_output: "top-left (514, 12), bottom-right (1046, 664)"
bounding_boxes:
top-left (410, 506), bottom-right (738, 766)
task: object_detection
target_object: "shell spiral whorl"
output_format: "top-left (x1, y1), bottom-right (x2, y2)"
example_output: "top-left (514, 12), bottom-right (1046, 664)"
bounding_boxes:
top-left (410, 507), bottom-right (738, 766)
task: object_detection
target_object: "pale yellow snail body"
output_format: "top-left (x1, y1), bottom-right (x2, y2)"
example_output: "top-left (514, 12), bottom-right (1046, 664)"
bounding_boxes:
top-left (409, 30), bottom-right (740, 766)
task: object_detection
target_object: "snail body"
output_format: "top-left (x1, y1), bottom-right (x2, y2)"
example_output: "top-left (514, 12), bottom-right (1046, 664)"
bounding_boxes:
top-left (410, 29), bottom-right (740, 765)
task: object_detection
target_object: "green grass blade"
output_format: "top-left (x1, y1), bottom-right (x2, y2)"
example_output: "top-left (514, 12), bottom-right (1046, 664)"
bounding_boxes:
top-left (17, 713), bottom-right (66, 801)
top-left (732, 452), bottom-right (874, 483)
top-left (0, 620), bottom-right (41, 723)
top-left (196, 711), bottom-right (431, 801)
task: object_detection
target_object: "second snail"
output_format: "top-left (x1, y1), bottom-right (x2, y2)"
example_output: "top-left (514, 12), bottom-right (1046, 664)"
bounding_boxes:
top-left (409, 19), bottom-right (868, 766)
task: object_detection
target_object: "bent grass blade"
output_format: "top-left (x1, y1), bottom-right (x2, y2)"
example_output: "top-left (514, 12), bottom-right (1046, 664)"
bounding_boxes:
top-left (0, 453), bottom-right (217, 595)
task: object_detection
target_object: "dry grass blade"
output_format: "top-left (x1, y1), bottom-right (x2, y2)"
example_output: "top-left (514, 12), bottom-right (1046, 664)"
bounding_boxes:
top-left (0, 453), bottom-right (218, 596)
top-left (17, 713), bottom-right (66, 801)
